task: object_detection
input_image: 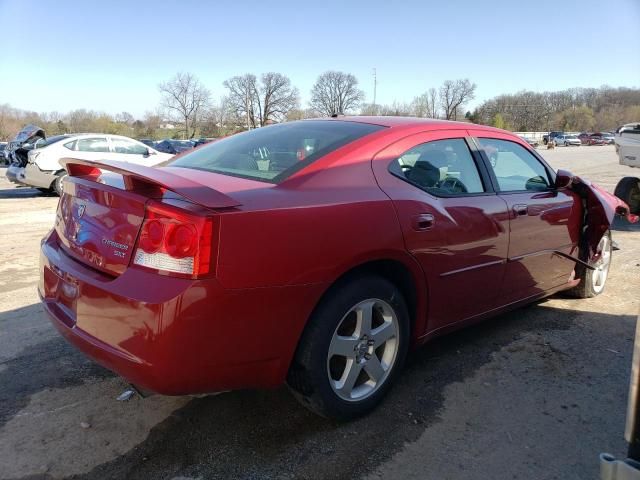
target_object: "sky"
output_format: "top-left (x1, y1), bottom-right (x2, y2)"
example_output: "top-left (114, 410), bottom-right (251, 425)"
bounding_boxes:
top-left (0, 0), bottom-right (639, 118)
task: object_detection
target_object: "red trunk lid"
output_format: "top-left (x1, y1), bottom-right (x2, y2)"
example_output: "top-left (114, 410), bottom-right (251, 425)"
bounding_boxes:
top-left (55, 158), bottom-right (242, 276)
top-left (55, 179), bottom-right (147, 276)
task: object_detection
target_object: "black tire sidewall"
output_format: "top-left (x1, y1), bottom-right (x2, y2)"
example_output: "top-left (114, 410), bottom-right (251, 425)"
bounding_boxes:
top-left (294, 275), bottom-right (410, 420)
top-left (614, 177), bottom-right (640, 215)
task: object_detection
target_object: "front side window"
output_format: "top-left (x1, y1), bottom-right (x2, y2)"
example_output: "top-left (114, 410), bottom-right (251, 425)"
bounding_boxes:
top-left (478, 138), bottom-right (551, 192)
top-left (389, 138), bottom-right (485, 195)
top-left (111, 138), bottom-right (148, 155)
top-left (168, 120), bottom-right (385, 183)
top-left (76, 137), bottom-right (110, 153)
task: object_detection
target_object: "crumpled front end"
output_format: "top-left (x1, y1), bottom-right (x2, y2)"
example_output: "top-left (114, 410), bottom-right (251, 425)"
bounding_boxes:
top-left (571, 176), bottom-right (638, 258)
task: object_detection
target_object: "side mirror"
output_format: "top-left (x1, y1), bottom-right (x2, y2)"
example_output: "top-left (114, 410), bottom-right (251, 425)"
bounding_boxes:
top-left (555, 169), bottom-right (574, 189)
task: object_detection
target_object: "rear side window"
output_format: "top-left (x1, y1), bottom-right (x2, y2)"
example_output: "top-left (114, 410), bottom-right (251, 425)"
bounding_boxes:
top-left (168, 121), bottom-right (385, 183)
top-left (111, 138), bottom-right (148, 155)
top-left (76, 138), bottom-right (110, 153)
top-left (478, 138), bottom-right (551, 192)
top-left (389, 138), bottom-right (485, 196)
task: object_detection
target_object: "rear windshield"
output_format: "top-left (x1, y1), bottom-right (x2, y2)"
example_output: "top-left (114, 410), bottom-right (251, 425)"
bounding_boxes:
top-left (167, 120), bottom-right (385, 183)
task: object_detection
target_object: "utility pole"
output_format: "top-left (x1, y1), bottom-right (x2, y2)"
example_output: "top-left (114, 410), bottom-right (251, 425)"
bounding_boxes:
top-left (372, 68), bottom-right (377, 111)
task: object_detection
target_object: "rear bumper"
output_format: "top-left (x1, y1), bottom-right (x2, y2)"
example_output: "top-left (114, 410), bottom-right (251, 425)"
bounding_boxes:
top-left (39, 229), bottom-right (326, 395)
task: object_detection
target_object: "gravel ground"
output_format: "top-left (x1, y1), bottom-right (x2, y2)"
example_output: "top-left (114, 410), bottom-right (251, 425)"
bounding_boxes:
top-left (0, 145), bottom-right (638, 480)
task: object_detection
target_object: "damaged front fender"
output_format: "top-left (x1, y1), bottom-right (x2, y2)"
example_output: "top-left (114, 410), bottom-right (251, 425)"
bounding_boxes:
top-left (569, 173), bottom-right (638, 258)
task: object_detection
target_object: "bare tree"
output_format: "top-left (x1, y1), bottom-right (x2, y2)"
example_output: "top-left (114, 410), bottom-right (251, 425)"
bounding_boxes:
top-left (255, 72), bottom-right (299, 126)
top-left (309, 71), bottom-right (365, 116)
top-left (223, 74), bottom-right (259, 129)
top-left (158, 72), bottom-right (211, 139)
top-left (224, 73), bottom-right (299, 128)
top-left (115, 112), bottom-right (134, 125)
top-left (439, 79), bottom-right (476, 120)
top-left (427, 88), bottom-right (439, 118)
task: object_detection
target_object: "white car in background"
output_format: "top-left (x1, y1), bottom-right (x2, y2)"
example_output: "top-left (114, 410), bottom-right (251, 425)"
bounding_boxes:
top-left (554, 134), bottom-right (581, 146)
top-left (20, 133), bottom-right (172, 195)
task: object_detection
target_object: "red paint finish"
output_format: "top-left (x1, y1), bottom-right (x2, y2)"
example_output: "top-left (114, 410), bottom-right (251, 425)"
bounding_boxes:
top-left (40, 117), bottom-right (631, 396)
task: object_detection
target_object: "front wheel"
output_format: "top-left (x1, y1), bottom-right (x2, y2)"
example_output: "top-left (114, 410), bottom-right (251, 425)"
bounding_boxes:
top-left (287, 275), bottom-right (410, 420)
top-left (568, 231), bottom-right (612, 298)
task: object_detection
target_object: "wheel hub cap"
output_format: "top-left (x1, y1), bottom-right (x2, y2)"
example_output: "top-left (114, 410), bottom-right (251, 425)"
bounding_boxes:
top-left (327, 298), bottom-right (400, 401)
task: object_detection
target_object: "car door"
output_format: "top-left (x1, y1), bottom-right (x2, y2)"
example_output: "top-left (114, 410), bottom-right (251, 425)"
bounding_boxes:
top-left (372, 130), bottom-right (510, 334)
top-left (108, 137), bottom-right (161, 166)
top-left (471, 132), bottom-right (582, 304)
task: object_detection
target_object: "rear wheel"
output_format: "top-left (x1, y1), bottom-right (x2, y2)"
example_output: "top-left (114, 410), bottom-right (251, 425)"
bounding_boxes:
top-left (52, 171), bottom-right (67, 196)
top-left (568, 230), bottom-right (612, 298)
top-left (614, 177), bottom-right (640, 215)
top-left (287, 275), bottom-right (410, 420)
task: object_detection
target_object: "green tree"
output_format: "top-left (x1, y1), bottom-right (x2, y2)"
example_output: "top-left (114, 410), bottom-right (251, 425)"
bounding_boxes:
top-left (492, 113), bottom-right (506, 129)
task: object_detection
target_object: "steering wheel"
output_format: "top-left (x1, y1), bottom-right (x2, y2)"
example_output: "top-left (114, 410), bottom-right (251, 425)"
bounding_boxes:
top-left (438, 177), bottom-right (468, 193)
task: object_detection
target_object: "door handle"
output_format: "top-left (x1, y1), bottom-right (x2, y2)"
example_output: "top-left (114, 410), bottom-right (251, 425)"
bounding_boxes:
top-left (412, 213), bottom-right (435, 231)
top-left (513, 204), bottom-right (528, 216)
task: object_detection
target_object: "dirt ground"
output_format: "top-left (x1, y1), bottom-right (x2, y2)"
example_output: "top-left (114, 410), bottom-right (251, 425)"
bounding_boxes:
top-left (0, 145), bottom-right (638, 480)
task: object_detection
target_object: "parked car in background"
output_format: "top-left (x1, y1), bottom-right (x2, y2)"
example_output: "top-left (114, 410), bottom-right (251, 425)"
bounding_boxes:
top-left (39, 117), bottom-right (634, 420)
top-left (554, 134), bottom-right (581, 146)
top-left (587, 134), bottom-right (608, 146)
top-left (193, 137), bottom-right (216, 148)
top-left (139, 139), bottom-right (157, 148)
top-left (518, 136), bottom-right (539, 148)
top-left (18, 134), bottom-right (172, 195)
top-left (5, 124), bottom-right (46, 184)
top-left (543, 131), bottom-right (564, 145)
top-left (614, 123), bottom-right (640, 215)
top-left (578, 133), bottom-right (592, 145)
top-left (602, 132), bottom-right (615, 144)
top-left (0, 142), bottom-right (7, 165)
top-left (154, 139), bottom-right (195, 155)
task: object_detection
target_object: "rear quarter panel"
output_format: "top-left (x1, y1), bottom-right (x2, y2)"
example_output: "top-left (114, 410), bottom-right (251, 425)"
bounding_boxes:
top-left (215, 160), bottom-right (408, 288)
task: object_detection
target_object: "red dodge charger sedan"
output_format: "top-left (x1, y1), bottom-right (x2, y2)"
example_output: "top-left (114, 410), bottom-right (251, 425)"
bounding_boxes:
top-left (39, 117), bottom-right (632, 420)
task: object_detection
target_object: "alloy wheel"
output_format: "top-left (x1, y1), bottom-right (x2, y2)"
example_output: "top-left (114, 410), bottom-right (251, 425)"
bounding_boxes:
top-left (327, 298), bottom-right (399, 402)
top-left (592, 235), bottom-right (612, 294)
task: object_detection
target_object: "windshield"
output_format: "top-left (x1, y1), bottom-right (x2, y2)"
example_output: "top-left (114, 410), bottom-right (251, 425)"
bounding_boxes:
top-left (168, 120), bottom-right (385, 183)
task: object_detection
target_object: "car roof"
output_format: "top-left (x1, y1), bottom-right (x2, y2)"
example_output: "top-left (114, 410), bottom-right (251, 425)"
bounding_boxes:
top-left (315, 116), bottom-right (506, 134)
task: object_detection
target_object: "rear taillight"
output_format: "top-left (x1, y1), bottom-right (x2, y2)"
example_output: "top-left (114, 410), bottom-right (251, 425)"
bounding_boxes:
top-left (132, 201), bottom-right (214, 278)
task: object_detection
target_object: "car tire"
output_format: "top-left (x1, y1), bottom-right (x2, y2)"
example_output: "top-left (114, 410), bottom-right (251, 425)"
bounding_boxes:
top-left (564, 141), bottom-right (569, 147)
top-left (614, 177), bottom-right (640, 215)
top-left (567, 230), bottom-right (612, 298)
top-left (287, 275), bottom-right (410, 421)
top-left (52, 171), bottom-right (67, 196)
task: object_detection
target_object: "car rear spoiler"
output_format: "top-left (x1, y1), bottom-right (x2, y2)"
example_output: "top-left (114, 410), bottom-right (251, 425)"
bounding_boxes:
top-left (60, 158), bottom-right (241, 209)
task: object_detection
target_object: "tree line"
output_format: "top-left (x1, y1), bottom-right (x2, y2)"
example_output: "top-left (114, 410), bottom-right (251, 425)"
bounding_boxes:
top-left (1, 71), bottom-right (639, 141)
top-left (469, 86), bottom-right (640, 132)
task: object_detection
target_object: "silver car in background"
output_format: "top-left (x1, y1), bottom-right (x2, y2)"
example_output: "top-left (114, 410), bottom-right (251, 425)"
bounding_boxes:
top-left (554, 134), bottom-right (581, 146)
